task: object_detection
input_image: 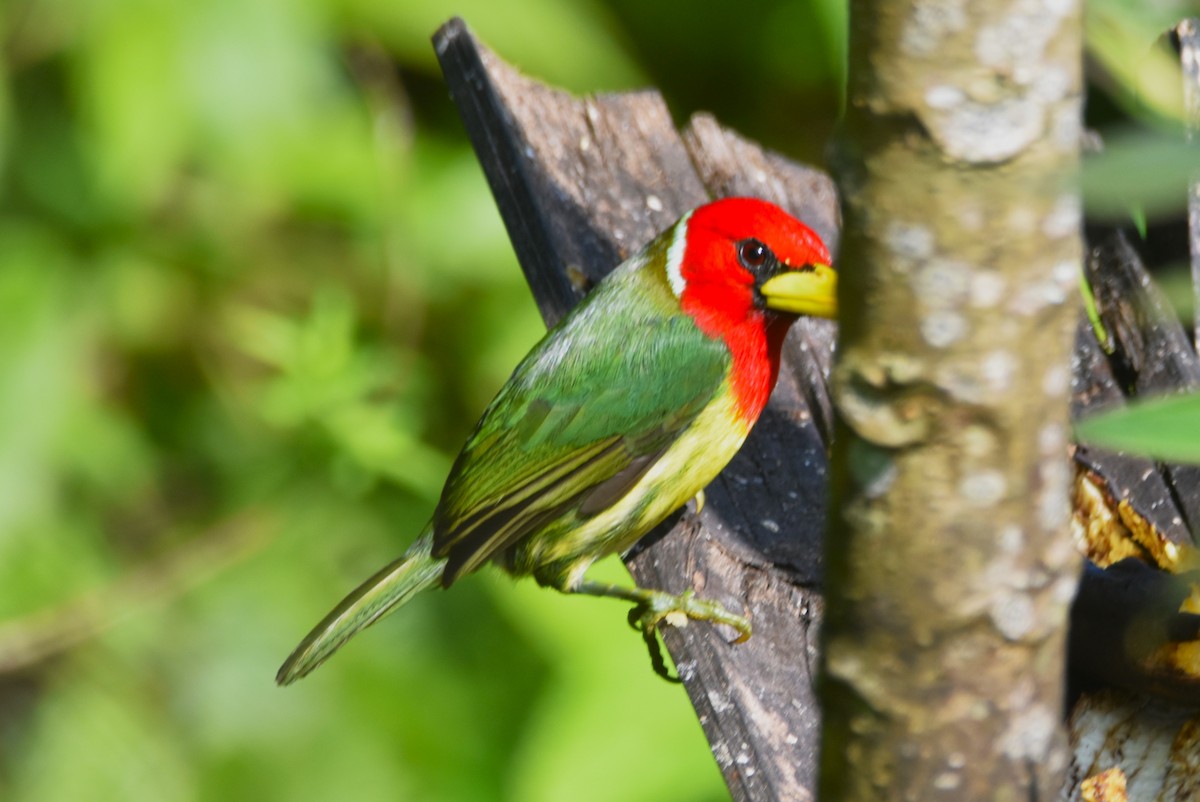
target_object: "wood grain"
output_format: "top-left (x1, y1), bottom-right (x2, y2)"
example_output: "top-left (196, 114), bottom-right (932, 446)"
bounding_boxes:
top-left (434, 17), bottom-right (837, 801)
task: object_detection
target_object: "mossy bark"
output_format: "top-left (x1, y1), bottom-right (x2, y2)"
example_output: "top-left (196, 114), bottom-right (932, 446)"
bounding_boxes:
top-left (820, 1), bottom-right (1084, 798)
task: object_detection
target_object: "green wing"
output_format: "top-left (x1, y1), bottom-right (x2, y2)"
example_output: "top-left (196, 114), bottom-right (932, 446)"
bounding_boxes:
top-left (432, 265), bottom-right (730, 584)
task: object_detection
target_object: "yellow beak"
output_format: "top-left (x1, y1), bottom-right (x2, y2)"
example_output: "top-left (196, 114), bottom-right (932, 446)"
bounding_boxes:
top-left (759, 263), bottom-right (837, 319)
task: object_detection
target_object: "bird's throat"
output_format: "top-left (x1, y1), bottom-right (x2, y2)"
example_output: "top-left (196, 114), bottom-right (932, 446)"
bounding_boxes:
top-left (719, 313), bottom-right (789, 424)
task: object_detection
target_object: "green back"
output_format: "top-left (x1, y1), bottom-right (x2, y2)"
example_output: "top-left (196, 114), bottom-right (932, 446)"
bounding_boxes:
top-left (431, 241), bottom-right (731, 582)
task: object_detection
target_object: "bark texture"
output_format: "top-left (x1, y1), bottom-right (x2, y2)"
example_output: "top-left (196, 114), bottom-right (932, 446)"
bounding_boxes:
top-left (1065, 235), bottom-right (1200, 800)
top-left (820, 1), bottom-right (1085, 799)
top-left (433, 19), bottom-right (838, 801)
top-left (1180, 19), bottom-right (1200, 351)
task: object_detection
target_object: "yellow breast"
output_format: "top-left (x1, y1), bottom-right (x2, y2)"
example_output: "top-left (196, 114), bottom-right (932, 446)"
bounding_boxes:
top-left (529, 378), bottom-right (752, 587)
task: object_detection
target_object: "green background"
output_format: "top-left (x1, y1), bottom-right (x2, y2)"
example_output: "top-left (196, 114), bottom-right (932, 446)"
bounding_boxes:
top-left (0, 1), bottom-right (843, 800)
top-left (0, 0), bottom-right (1190, 799)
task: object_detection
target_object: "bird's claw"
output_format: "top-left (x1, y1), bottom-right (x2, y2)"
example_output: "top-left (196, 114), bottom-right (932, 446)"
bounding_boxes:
top-left (626, 589), bottom-right (752, 681)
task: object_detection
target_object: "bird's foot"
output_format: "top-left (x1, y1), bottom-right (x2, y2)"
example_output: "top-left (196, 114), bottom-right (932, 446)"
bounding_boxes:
top-left (627, 590), bottom-right (751, 682)
top-left (569, 580), bottom-right (751, 682)
top-left (627, 589), bottom-right (751, 642)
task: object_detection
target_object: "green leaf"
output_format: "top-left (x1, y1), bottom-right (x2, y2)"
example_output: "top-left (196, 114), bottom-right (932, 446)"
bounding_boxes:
top-left (1076, 393), bottom-right (1200, 463)
top-left (1083, 130), bottom-right (1200, 221)
top-left (1086, 0), bottom-right (1188, 124)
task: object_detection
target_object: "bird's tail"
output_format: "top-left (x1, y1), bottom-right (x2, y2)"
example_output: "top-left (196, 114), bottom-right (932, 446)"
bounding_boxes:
top-left (276, 530), bottom-right (445, 685)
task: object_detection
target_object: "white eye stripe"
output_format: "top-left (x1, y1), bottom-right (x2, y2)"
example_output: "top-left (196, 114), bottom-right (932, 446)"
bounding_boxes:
top-left (664, 211), bottom-right (691, 299)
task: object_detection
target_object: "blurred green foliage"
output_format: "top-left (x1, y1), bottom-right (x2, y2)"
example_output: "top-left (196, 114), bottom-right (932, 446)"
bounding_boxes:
top-left (4, 0), bottom-right (1196, 797)
top-left (1077, 0), bottom-right (1200, 463)
top-left (1082, 0), bottom-right (1199, 230)
top-left (0, 1), bottom-right (846, 801)
top-left (1076, 391), bottom-right (1200, 462)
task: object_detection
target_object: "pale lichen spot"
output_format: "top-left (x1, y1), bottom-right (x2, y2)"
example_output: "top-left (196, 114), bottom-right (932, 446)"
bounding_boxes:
top-left (982, 350), bottom-right (1016, 392)
top-left (921, 311), bottom-right (968, 348)
top-left (992, 591), bottom-right (1036, 640)
top-left (999, 525), bottom-right (1024, 554)
top-left (975, 2), bottom-right (1061, 73)
top-left (707, 689), bottom-right (733, 713)
top-left (1038, 422), bottom-right (1066, 455)
top-left (901, 1), bottom-right (967, 54)
top-left (1052, 574), bottom-right (1078, 605)
top-left (934, 772), bottom-right (961, 790)
top-left (1043, 194), bottom-right (1081, 238)
top-left (1042, 455), bottom-right (1071, 497)
top-left (579, 135), bottom-right (591, 152)
top-left (1030, 66), bottom-right (1071, 103)
top-left (926, 96), bottom-right (1043, 164)
top-left (960, 470), bottom-right (1006, 506)
top-left (885, 221), bottom-right (935, 260)
top-left (1042, 364), bottom-right (1070, 396)
top-left (645, 194), bottom-right (664, 213)
top-left (1039, 459), bottom-right (1072, 529)
top-left (761, 518), bottom-right (780, 534)
top-left (956, 202), bottom-right (985, 231)
top-left (1052, 103), bottom-right (1082, 152)
top-left (1052, 259), bottom-right (1077, 288)
top-left (925, 84), bottom-right (964, 110)
top-left (1043, 0), bottom-right (1074, 18)
top-left (962, 424), bottom-right (997, 458)
top-left (1044, 523), bottom-right (1081, 571)
top-left (1000, 704), bottom-right (1057, 759)
top-left (936, 364), bottom-right (985, 403)
top-left (1010, 273), bottom-right (1068, 315)
top-left (879, 351), bottom-right (925, 384)
top-left (970, 272), bottom-right (1006, 308)
top-left (1039, 488), bottom-right (1069, 531)
top-left (966, 76), bottom-right (1004, 104)
top-left (1007, 206), bottom-right (1037, 234)
top-left (1038, 278), bottom-right (1068, 306)
top-left (915, 259), bottom-right (970, 308)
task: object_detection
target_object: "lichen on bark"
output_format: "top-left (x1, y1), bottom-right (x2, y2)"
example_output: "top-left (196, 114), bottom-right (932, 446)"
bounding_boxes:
top-left (819, 0), bottom-right (1084, 799)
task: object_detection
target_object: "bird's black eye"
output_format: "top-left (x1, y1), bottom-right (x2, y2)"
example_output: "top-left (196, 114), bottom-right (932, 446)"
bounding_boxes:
top-left (737, 239), bottom-right (771, 272)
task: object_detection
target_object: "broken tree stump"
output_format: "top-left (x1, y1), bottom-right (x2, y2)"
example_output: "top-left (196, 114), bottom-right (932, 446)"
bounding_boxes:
top-left (433, 17), bottom-right (837, 802)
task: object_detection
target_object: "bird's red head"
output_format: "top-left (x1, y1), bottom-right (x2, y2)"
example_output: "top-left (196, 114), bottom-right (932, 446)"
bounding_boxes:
top-left (666, 197), bottom-right (836, 421)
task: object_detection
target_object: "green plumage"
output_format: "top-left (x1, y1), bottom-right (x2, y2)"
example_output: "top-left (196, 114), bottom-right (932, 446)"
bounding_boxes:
top-left (278, 225), bottom-right (734, 685)
top-left (434, 236), bottom-right (730, 583)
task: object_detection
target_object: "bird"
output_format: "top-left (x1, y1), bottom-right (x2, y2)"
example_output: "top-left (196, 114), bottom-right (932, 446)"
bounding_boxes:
top-left (276, 196), bottom-right (836, 685)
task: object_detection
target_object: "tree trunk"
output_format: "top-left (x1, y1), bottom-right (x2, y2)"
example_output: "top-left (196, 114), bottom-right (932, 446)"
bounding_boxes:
top-left (820, 1), bottom-right (1085, 798)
